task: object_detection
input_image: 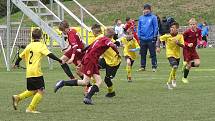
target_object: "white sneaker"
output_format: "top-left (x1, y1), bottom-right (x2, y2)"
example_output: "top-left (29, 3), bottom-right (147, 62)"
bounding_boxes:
top-left (172, 80), bottom-right (177, 88)
top-left (26, 109), bottom-right (41, 114)
top-left (12, 95), bottom-right (19, 110)
top-left (166, 83), bottom-right (173, 90)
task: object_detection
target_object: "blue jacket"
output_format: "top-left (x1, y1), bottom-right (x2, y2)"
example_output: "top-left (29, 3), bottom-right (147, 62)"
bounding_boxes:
top-left (138, 13), bottom-right (158, 42)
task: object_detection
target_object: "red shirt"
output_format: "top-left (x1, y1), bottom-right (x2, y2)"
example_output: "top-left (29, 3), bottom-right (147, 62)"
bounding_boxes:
top-left (83, 36), bottom-right (118, 64)
top-left (183, 28), bottom-right (202, 50)
top-left (67, 28), bottom-right (84, 54)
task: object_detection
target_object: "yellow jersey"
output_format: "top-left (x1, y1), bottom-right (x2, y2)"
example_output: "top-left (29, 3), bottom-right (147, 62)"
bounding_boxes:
top-left (160, 34), bottom-right (184, 59)
top-left (103, 39), bottom-right (121, 66)
top-left (19, 42), bottom-right (51, 78)
top-left (89, 34), bottom-right (104, 45)
top-left (121, 37), bottom-right (140, 60)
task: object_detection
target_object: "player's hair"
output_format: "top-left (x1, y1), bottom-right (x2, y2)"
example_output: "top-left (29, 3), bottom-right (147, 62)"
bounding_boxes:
top-left (126, 17), bottom-right (130, 22)
top-left (188, 18), bottom-right (197, 24)
top-left (59, 20), bottom-right (69, 31)
top-left (32, 28), bottom-right (42, 41)
top-left (170, 22), bottom-right (179, 29)
top-left (104, 28), bottom-right (115, 38)
top-left (115, 19), bottom-right (120, 24)
top-left (91, 24), bottom-right (102, 34)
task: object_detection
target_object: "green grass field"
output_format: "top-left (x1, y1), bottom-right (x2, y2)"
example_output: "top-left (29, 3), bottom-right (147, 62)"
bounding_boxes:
top-left (0, 48), bottom-right (215, 121)
top-left (1, 0), bottom-right (215, 26)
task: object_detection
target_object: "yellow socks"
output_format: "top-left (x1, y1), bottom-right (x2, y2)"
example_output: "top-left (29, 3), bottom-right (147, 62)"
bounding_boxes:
top-left (107, 86), bottom-right (114, 93)
top-left (27, 93), bottom-right (42, 111)
top-left (168, 68), bottom-right (177, 83)
top-left (18, 90), bottom-right (35, 101)
top-left (126, 65), bottom-right (131, 78)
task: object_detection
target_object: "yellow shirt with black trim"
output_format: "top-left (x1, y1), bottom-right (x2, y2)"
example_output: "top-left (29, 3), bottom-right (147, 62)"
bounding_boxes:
top-left (121, 37), bottom-right (140, 60)
top-left (19, 42), bottom-right (51, 78)
top-left (160, 34), bottom-right (184, 59)
top-left (102, 39), bottom-right (121, 67)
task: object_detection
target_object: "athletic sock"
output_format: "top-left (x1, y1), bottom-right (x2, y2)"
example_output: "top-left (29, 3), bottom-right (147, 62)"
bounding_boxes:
top-left (18, 90), bottom-right (35, 101)
top-left (27, 93), bottom-right (42, 111)
top-left (64, 79), bottom-right (78, 86)
top-left (171, 68), bottom-right (177, 80)
top-left (126, 65), bottom-right (131, 78)
top-left (167, 69), bottom-right (173, 83)
top-left (104, 76), bottom-right (114, 93)
top-left (85, 85), bottom-right (99, 99)
top-left (184, 68), bottom-right (190, 78)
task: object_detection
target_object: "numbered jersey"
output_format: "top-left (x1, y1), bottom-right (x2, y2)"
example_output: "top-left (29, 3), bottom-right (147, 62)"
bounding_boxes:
top-left (19, 42), bottom-right (51, 78)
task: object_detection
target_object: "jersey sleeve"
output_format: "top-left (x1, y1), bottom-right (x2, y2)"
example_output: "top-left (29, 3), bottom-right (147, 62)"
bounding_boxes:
top-left (159, 34), bottom-right (168, 42)
top-left (179, 34), bottom-right (184, 45)
top-left (40, 43), bottom-right (51, 56)
top-left (19, 48), bottom-right (27, 59)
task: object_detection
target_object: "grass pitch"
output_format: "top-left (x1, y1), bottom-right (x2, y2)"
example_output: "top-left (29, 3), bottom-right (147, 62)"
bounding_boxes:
top-left (0, 48), bottom-right (215, 121)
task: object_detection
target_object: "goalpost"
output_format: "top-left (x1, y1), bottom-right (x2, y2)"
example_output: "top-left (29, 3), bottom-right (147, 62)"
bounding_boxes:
top-left (0, 36), bottom-right (9, 70)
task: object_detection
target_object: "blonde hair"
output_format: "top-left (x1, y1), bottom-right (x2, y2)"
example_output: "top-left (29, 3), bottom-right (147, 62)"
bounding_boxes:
top-left (189, 18), bottom-right (197, 24)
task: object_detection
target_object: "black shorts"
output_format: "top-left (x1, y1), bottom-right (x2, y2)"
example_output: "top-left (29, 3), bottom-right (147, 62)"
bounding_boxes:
top-left (98, 58), bottom-right (121, 78)
top-left (125, 56), bottom-right (135, 66)
top-left (98, 58), bottom-right (106, 69)
top-left (168, 57), bottom-right (180, 67)
top-left (27, 76), bottom-right (45, 91)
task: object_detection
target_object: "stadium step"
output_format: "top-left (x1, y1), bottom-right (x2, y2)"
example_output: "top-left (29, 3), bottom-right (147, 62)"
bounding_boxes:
top-left (11, 0), bottom-right (65, 48)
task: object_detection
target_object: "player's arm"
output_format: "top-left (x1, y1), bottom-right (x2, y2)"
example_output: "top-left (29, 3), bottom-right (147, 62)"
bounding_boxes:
top-left (40, 44), bottom-right (62, 63)
top-left (175, 35), bottom-right (184, 47)
top-left (47, 53), bottom-right (62, 63)
top-left (14, 48), bottom-right (27, 68)
top-left (152, 16), bottom-right (158, 38)
top-left (156, 34), bottom-right (166, 53)
top-left (183, 31), bottom-right (193, 47)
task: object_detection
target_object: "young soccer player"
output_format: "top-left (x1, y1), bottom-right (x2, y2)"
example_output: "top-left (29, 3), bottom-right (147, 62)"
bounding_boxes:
top-left (58, 20), bottom-right (85, 80)
top-left (182, 18), bottom-right (201, 83)
top-left (156, 22), bottom-right (184, 89)
top-left (120, 29), bottom-right (140, 82)
top-left (12, 28), bottom-right (62, 113)
top-left (55, 28), bottom-right (120, 104)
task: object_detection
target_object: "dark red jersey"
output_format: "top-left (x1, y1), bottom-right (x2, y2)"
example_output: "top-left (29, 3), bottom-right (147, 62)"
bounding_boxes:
top-left (183, 28), bottom-right (202, 51)
top-left (67, 28), bottom-right (84, 54)
top-left (82, 36), bottom-right (118, 64)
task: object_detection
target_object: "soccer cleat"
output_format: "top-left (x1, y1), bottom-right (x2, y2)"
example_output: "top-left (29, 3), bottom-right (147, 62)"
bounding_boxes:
top-left (166, 82), bottom-right (173, 90)
top-left (105, 91), bottom-right (116, 98)
top-left (182, 78), bottom-right (189, 84)
top-left (172, 80), bottom-right (177, 87)
top-left (54, 80), bottom-right (65, 93)
top-left (12, 95), bottom-right (19, 110)
top-left (136, 67), bottom-right (145, 72)
top-left (26, 109), bottom-right (41, 114)
top-left (127, 77), bottom-right (132, 82)
top-left (83, 97), bottom-right (93, 105)
top-left (152, 68), bottom-right (157, 72)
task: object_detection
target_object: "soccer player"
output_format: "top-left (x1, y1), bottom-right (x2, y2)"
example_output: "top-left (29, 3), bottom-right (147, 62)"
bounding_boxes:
top-left (120, 29), bottom-right (140, 82)
top-left (55, 28), bottom-right (120, 104)
top-left (98, 26), bottom-right (121, 97)
top-left (156, 22), bottom-right (184, 89)
top-left (125, 17), bottom-right (139, 44)
top-left (182, 18), bottom-right (201, 83)
top-left (12, 28), bottom-right (62, 113)
top-left (58, 20), bottom-right (85, 80)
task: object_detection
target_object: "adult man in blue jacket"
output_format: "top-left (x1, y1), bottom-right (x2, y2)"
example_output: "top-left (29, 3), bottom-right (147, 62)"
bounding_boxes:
top-left (137, 3), bottom-right (158, 72)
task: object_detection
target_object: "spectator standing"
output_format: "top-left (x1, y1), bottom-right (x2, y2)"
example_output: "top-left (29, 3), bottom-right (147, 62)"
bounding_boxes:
top-left (137, 3), bottom-right (158, 72)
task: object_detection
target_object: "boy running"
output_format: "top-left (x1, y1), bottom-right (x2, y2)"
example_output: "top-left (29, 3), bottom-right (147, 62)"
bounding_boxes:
top-left (182, 18), bottom-right (201, 83)
top-left (157, 22), bottom-right (184, 89)
top-left (120, 29), bottom-right (140, 82)
top-left (12, 28), bottom-right (62, 113)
